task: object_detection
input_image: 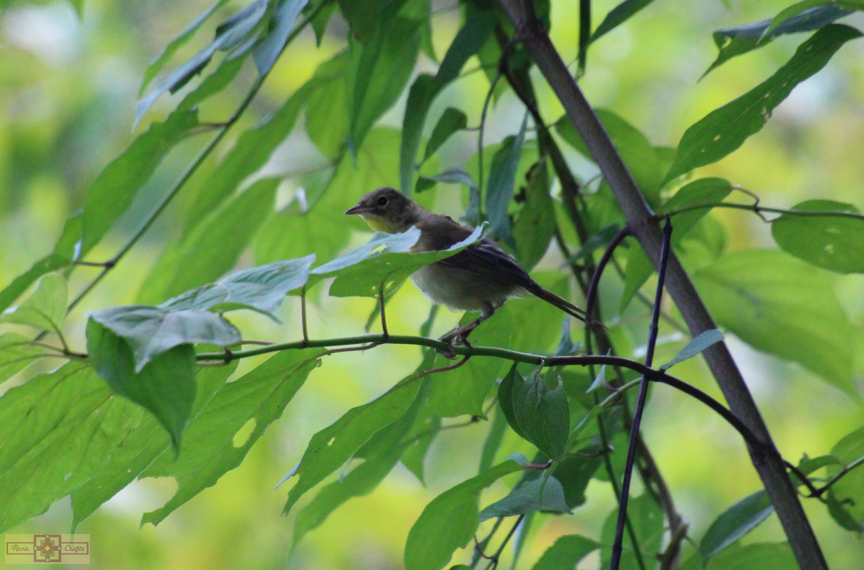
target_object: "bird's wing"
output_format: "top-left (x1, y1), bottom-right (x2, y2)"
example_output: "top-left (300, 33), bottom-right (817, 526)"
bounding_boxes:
top-left (436, 240), bottom-right (533, 289)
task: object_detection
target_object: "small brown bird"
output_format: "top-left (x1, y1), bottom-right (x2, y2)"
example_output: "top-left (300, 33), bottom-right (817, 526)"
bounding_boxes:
top-left (345, 187), bottom-right (595, 341)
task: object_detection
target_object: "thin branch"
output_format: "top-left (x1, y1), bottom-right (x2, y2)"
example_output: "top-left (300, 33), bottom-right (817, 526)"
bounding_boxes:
top-left (612, 220), bottom-right (672, 570)
top-left (494, 1), bottom-right (827, 567)
top-left (817, 455), bottom-right (864, 496)
top-left (585, 225), bottom-right (630, 319)
top-left (659, 201), bottom-right (864, 223)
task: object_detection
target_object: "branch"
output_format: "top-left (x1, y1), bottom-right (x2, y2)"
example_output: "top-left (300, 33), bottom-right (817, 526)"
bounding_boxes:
top-left (660, 201), bottom-right (864, 223)
top-left (495, 1), bottom-right (827, 567)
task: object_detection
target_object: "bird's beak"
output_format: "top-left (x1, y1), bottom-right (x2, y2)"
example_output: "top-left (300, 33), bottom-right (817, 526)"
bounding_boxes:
top-left (345, 204), bottom-right (370, 215)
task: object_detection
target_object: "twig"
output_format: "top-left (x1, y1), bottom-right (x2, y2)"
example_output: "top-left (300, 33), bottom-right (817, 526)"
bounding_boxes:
top-left (611, 219), bottom-right (672, 570)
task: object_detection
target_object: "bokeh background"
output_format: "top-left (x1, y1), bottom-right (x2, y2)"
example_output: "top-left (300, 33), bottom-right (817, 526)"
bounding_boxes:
top-left (1, 0), bottom-right (863, 568)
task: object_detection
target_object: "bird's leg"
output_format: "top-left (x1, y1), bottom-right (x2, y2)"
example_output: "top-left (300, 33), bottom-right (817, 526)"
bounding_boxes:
top-left (439, 301), bottom-right (502, 347)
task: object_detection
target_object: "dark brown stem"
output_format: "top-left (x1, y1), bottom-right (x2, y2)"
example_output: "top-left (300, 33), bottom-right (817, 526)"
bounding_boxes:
top-left (495, 1), bottom-right (826, 567)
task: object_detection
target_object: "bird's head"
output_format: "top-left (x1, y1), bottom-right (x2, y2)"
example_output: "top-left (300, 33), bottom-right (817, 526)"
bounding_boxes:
top-left (345, 187), bottom-right (420, 234)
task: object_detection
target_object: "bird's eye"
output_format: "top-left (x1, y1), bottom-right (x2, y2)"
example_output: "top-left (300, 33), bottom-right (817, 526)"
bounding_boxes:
top-left (376, 196), bottom-right (389, 207)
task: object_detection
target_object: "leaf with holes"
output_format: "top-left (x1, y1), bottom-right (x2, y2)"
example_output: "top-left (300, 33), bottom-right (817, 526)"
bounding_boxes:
top-left (704, 6), bottom-right (852, 76)
top-left (771, 200), bottom-right (864, 274)
top-left (141, 348), bottom-right (324, 525)
top-left (664, 25), bottom-right (862, 186)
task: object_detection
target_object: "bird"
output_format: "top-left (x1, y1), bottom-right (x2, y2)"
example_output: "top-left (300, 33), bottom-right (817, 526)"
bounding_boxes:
top-left (345, 187), bottom-right (597, 343)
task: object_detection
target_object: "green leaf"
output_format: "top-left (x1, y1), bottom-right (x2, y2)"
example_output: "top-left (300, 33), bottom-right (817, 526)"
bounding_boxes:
top-left (135, 0), bottom-right (269, 125)
top-left (399, 11), bottom-right (497, 192)
top-left (70, 364), bottom-right (235, 529)
top-left (161, 255), bottom-right (315, 319)
top-left (660, 329), bottom-right (724, 371)
top-left (498, 363), bottom-right (529, 440)
top-left (416, 168), bottom-right (477, 194)
top-left (692, 249), bottom-right (854, 393)
top-left (305, 53), bottom-right (351, 160)
top-left (556, 109), bottom-right (662, 204)
top-left (427, 306), bottom-right (512, 418)
top-left (704, 6), bottom-right (852, 76)
top-left (349, 16), bottom-right (422, 151)
top-left (620, 178), bottom-right (733, 311)
top-left (253, 0), bottom-right (308, 75)
top-left (319, 225), bottom-right (484, 299)
top-left (700, 490), bottom-right (773, 558)
top-left (769, 1), bottom-right (864, 37)
top-left (401, 401), bottom-right (441, 484)
top-left (532, 534), bottom-right (599, 570)
top-left (293, 374), bottom-right (431, 546)
top-left (592, 0), bottom-right (656, 43)
top-left (553, 444), bottom-right (604, 508)
top-left (184, 82), bottom-right (312, 237)
top-left (478, 476), bottom-right (572, 522)
top-left (825, 489), bottom-right (862, 531)
top-left (512, 159), bottom-right (555, 270)
top-left (511, 372), bottom-right (570, 461)
top-left (423, 107), bottom-right (468, 162)
top-left (81, 109), bottom-right (199, 258)
top-left (87, 306), bottom-right (240, 372)
top-left (86, 320), bottom-right (197, 448)
top-left (404, 460), bottom-right (524, 570)
top-left (140, 0), bottom-right (232, 95)
top-left (0, 273), bottom-right (68, 332)
top-left (142, 348), bottom-right (323, 525)
top-left (0, 333), bottom-right (44, 385)
top-left (486, 116), bottom-right (528, 247)
top-left (0, 363), bottom-right (139, 533)
top-left (141, 177), bottom-right (279, 304)
top-left (600, 494), bottom-right (664, 570)
top-left (828, 426), bottom-right (864, 530)
top-left (178, 52), bottom-right (245, 111)
top-left (705, 543), bottom-right (796, 570)
top-left (771, 200), bottom-right (864, 274)
top-left (283, 372), bottom-right (424, 515)
top-left (478, 404), bottom-right (508, 474)
top-left (797, 453), bottom-right (843, 476)
top-left (664, 25), bottom-right (862, 186)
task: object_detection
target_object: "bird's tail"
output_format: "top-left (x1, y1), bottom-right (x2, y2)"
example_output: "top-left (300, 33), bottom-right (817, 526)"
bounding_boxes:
top-left (527, 283), bottom-right (606, 332)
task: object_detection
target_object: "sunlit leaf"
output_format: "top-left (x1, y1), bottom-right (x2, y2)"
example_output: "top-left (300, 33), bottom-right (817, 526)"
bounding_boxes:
top-left (700, 490), bottom-right (774, 557)
top-left (142, 348), bottom-right (324, 525)
top-left (664, 25), bottom-right (862, 185)
top-left (404, 460), bottom-right (523, 570)
top-left (141, 177), bottom-right (279, 304)
top-left (81, 109), bottom-right (199, 258)
top-left (621, 178), bottom-right (732, 311)
top-left (0, 273), bottom-right (68, 332)
top-left (693, 249), bottom-right (854, 392)
top-left (283, 372), bottom-right (424, 515)
top-left (427, 306), bottom-right (512, 418)
top-left (771, 200), bottom-right (864, 274)
top-left (478, 476), bottom-right (571, 521)
top-left (592, 0), bottom-right (656, 43)
top-left (486, 116), bottom-right (527, 248)
top-left (705, 542), bottom-right (796, 570)
top-left (293, 372), bottom-right (433, 546)
top-left (532, 534), bottom-right (598, 570)
top-left (400, 11), bottom-right (497, 192)
top-left (0, 333), bottom-right (44, 385)
top-left (71, 364), bottom-right (235, 528)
